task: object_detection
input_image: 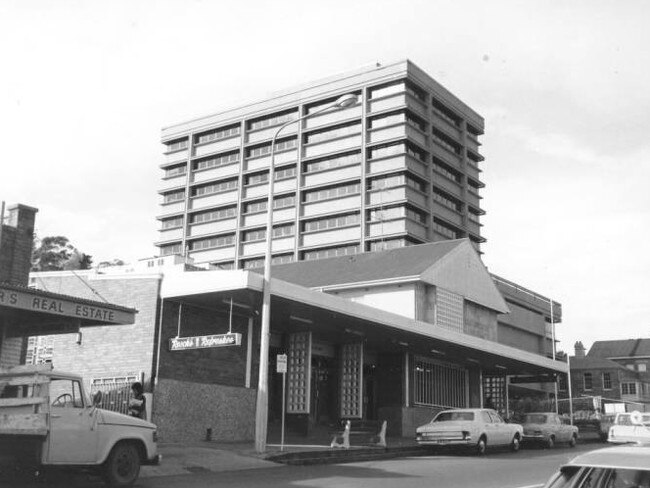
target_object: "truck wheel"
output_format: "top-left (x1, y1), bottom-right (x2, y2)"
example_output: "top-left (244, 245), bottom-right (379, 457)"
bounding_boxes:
top-left (103, 442), bottom-right (141, 487)
top-left (546, 436), bottom-right (555, 449)
top-left (510, 434), bottom-right (521, 452)
top-left (569, 434), bottom-right (577, 448)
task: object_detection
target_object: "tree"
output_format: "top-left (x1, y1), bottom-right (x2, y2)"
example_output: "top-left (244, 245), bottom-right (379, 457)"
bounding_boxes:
top-left (31, 235), bottom-right (93, 271)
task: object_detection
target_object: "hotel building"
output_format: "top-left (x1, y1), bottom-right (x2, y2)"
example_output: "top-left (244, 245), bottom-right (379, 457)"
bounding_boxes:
top-left (157, 60), bottom-right (486, 269)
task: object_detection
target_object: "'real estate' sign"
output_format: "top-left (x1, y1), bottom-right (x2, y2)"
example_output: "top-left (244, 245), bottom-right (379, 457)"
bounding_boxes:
top-left (169, 333), bottom-right (242, 351)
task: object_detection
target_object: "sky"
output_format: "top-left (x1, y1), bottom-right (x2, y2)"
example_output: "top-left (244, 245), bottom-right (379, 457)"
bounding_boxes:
top-left (1, 0), bottom-right (648, 353)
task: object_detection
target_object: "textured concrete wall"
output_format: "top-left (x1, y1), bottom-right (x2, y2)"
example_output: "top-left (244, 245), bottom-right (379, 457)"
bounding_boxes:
top-left (464, 301), bottom-right (497, 341)
top-left (498, 323), bottom-right (542, 354)
top-left (154, 377), bottom-right (256, 442)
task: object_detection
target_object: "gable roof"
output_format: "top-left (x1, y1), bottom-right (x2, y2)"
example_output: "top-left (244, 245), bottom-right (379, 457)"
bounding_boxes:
top-left (256, 239), bottom-right (509, 314)
top-left (570, 356), bottom-right (630, 371)
top-left (588, 339), bottom-right (650, 359)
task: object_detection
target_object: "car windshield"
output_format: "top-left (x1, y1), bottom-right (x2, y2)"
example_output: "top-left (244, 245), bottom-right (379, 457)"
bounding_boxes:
top-left (524, 414), bottom-right (548, 424)
top-left (434, 411), bottom-right (474, 422)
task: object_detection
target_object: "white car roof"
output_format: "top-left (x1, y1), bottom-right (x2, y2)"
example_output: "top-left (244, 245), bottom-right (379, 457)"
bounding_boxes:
top-left (566, 446), bottom-right (650, 470)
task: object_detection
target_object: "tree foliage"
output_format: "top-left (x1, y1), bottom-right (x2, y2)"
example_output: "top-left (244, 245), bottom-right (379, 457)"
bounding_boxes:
top-left (31, 235), bottom-right (93, 271)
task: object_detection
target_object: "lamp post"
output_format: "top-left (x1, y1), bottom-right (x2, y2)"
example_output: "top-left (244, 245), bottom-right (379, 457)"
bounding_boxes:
top-left (254, 93), bottom-right (358, 453)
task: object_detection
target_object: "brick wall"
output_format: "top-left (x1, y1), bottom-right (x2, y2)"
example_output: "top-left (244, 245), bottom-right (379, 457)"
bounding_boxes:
top-left (0, 204), bottom-right (37, 286)
top-left (34, 273), bottom-right (161, 389)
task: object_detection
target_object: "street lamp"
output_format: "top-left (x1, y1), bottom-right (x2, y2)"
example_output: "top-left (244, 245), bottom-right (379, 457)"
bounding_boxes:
top-left (254, 93), bottom-right (358, 453)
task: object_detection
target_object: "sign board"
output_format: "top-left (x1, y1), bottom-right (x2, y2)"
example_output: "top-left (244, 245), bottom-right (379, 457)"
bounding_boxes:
top-left (169, 333), bottom-right (242, 351)
top-left (277, 354), bottom-right (287, 374)
top-left (0, 286), bottom-right (134, 325)
top-left (509, 374), bottom-right (557, 384)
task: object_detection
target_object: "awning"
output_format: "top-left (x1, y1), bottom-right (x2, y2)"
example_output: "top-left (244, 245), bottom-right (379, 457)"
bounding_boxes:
top-left (0, 283), bottom-right (137, 337)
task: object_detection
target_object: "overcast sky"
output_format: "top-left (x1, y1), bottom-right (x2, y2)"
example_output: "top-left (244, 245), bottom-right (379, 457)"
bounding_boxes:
top-left (1, 0), bottom-right (648, 353)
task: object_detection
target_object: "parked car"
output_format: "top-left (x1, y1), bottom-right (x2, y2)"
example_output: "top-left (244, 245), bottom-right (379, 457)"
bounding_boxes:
top-left (521, 412), bottom-right (579, 448)
top-left (608, 411), bottom-right (650, 444)
top-left (542, 445), bottom-right (650, 488)
top-left (415, 408), bottom-right (523, 454)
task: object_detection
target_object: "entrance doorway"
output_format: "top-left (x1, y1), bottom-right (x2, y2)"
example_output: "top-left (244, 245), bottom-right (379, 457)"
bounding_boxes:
top-left (310, 356), bottom-right (337, 426)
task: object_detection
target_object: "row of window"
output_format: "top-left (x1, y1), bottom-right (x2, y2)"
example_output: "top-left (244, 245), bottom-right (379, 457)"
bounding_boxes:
top-left (305, 122), bottom-right (361, 145)
top-left (368, 205), bottom-right (426, 224)
top-left (242, 223), bottom-right (295, 242)
top-left (303, 151), bottom-right (361, 174)
top-left (248, 110), bottom-right (298, 132)
top-left (303, 213), bottom-right (360, 233)
top-left (195, 125), bottom-right (240, 145)
top-left (368, 173), bottom-right (426, 193)
top-left (247, 138), bottom-right (297, 159)
top-left (432, 189), bottom-right (461, 212)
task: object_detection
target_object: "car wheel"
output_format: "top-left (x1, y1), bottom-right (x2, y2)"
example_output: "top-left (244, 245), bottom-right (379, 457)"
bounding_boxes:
top-left (510, 434), bottom-right (521, 452)
top-left (103, 442), bottom-right (141, 487)
top-left (477, 436), bottom-right (487, 455)
top-left (569, 434), bottom-right (577, 448)
top-left (546, 435), bottom-right (555, 449)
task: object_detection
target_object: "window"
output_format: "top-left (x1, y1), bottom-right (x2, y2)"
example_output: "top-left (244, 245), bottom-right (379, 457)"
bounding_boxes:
top-left (431, 99), bottom-right (460, 126)
top-left (368, 142), bottom-right (426, 162)
top-left (432, 129), bottom-right (461, 154)
top-left (50, 379), bottom-right (84, 408)
top-left (413, 356), bottom-right (467, 408)
top-left (622, 382), bottom-right (637, 395)
top-left (368, 238), bottom-right (410, 251)
top-left (638, 363), bottom-right (647, 372)
top-left (243, 195), bottom-right (295, 214)
top-left (162, 216), bottom-right (183, 229)
top-left (302, 244), bottom-right (359, 260)
top-left (160, 243), bottom-right (182, 256)
top-left (195, 124), bottom-right (240, 145)
top-left (583, 372), bottom-right (593, 390)
top-left (246, 138), bottom-right (297, 158)
top-left (165, 139), bottom-right (188, 152)
top-left (242, 228), bottom-right (266, 242)
top-left (603, 372), bottom-right (612, 390)
top-left (432, 158), bottom-right (461, 182)
top-left (369, 81), bottom-right (405, 99)
top-left (303, 213), bottom-right (359, 232)
top-left (248, 110), bottom-right (298, 132)
top-left (368, 173), bottom-right (426, 193)
top-left (193, 151), bottom-right (239, 171)
top-left (305, 122), bottom-right (361, 145)
top-left (191, 179), bottom-right (238, 197)
top-left (211, 262), bottom-right (234, 270)
top-left (368, 205), bottom-right (426, 224)
top-left (190, 206), bottom-right (237, 224)
top-left (272, 254), bottom-right (294, 265)
top-left (303, 182), bottom-right (360, 203)
top-left (189, 234), bottom-right (235, 251)
top-left (303, 152), bottom-right (361, 173)
top-left (558, 374), bottom-right (568, 391)
top-left (433, 218), bottom-right (457, 239)
top-left (433, 189), bottom-right (461, 212)
top-left (163, 190), bottom-right (185, 204)
top-left (164, 164), bottom-right (187, 178)
top-left (436, 287), bottom-right (464, 333)
top-left (242, 257), bottom-right (265, 269)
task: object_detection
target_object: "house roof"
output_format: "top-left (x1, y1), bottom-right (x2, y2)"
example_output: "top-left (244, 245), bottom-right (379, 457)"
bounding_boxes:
top-left (255, 239), bottom-right (509, 314)
top-left (570, 356), bottom-right (630, 371)
top-left (588, 339), bottom-right (650, 359)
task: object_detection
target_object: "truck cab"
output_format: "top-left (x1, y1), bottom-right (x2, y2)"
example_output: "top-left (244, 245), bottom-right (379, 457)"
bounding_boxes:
top-left (0, 364), bottom-right (160, 486)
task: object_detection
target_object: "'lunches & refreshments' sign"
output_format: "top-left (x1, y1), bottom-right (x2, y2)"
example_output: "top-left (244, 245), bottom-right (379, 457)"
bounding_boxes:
top-left (169, 333), bottom-right (242, 351)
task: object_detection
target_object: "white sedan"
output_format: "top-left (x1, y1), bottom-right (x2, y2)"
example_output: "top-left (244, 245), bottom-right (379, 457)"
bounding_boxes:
top-left (415, 408), bottom-right (523, 455)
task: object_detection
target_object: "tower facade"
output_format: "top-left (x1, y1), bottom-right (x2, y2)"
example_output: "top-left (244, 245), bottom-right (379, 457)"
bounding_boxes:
top-left (157, 60), bottom-right (485, 269)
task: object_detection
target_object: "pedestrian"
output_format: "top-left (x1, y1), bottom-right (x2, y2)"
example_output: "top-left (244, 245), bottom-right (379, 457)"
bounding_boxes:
top-left (484, 396), bottom-right (496, 410)
top-left (129, 382), bottom-right (146, 420)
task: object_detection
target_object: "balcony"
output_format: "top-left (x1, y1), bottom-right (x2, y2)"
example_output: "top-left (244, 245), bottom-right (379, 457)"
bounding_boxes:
top-left (466, 189), bottom-right (481, 208)
top-left (164, 149), bottom-right (189, 165)
top-left (434, 204), bottom-right (463, 227)
top-left (465, 161), bottom-right (481, 181)
top-left (189, 246), bottom-right (236, 264)
top-left (245, 149), bottom-right (297, 172)
top-left (243, 178), bottom-right (297, 200)
top-left (466, 219), bottom-right (481, 236)
top-left (158, 201), bottom-right (185, 216)
top-left (432, 172), bottom-right (462, 196)
top-left (189, 190), bottom-right (238, 211)
top-left (193, 136), bottom-right (241, 158)
top-left (303, 164), bottom-right (361, 187)
top-left (431, 110), bottom-right (461, 139)
top-left (366, 218), bottom-right (427, 241)
top-left (246, 124), bottom-right (298, 145)
top-left (367, 123), bottom-right (426, 147)
top-left (367, 187), bottom-right (427, 209)
top-left (302, 194), bottom-right (361, 218)
top-left (192, 163), bottom-right (240, 184)
top-left (303, 134), bottom-right (362, 159)
top-left (303, 105), bottom-right (362, 130)
top-left (240, 236), bottom-right (294, 256)
top-left (367, 154), bottom-right (428, 180)
top-left (159, 174), bottom-right (187, 192)
top-left (187, 218), bottom-right (237, 237)
top-left (301, 226), bottom-right (361, 247)
top-left (242, 207), bottom-right (296, 228)
top-left (430, 143), bottom-right (461, 168)
top-left (157, 227), bottom-right (184, 242)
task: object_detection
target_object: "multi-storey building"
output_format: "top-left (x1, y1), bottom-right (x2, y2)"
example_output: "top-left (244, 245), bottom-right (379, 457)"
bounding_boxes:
top-left (157, 60), bottom-right (486, 269)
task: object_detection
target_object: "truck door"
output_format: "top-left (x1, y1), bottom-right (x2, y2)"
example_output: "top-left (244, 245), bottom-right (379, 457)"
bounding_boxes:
top-left (46, 378), bottom-right (98, 464)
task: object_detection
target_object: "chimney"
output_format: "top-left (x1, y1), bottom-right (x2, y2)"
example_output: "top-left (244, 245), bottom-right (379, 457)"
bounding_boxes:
top-left (0, 204), bottom-right (38, 286)
top-left (574, 341), bottom-right (586, 358)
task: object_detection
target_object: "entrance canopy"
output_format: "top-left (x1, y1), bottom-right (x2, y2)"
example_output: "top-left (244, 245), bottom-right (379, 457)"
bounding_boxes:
top-left (0, 282), bottom-right (137, 338)
top-left (161, 270), bottom-right (567, 376)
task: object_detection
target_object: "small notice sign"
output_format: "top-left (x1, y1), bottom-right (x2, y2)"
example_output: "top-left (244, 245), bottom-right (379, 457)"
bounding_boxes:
top-left (277, 354), bottom-right (287, 374)
top-left (169, 333), bottom-right (242, 351)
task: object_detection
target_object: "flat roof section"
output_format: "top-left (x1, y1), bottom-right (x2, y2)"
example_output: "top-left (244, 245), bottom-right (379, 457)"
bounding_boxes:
top-left (0, 282), bottom-right (137, 338)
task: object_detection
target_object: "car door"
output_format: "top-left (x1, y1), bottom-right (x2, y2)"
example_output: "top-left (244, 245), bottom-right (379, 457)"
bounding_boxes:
top-left (46, 378), bottom-right (98, 464)
top-left (548, 414), bottom-right (563, 441)
top-left (488, 411), bottom-right (509, 445)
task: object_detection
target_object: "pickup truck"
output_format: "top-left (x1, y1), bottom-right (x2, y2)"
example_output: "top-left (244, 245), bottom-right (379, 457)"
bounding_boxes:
top-left (0, 364), bottom-right (160, 486)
